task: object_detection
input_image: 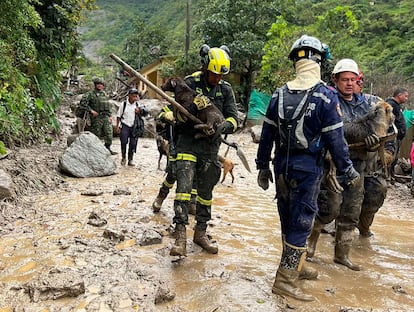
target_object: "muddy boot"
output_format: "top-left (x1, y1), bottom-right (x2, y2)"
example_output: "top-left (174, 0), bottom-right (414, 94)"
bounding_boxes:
top-left (358, 211), bottom-right (375, 237)
top-left (152, 185), bottom-right (170, 213)
top-left (105, 143), bottom-right (118, 155)
top-left (334, 229), bottom-right (361, 271)
top-left (193, 223), bottom-right (218, 254)
top-left (170, 224), bottom-right (187, 256)
top-left (189, 195), bottom-right (196, 215)
top-left (121, 151), bottom-right (126, 166)
top-left (272, 244), bottom-right (314, 302)
top-left (306, 220), bottom-right (324, 259)
top-left (299, 263), bottom-right (318, 280)
top-left (127, 151), bottom-right (135, 166)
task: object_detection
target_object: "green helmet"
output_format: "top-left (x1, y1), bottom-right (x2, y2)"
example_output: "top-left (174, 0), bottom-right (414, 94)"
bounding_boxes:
top-left (93, 77), bottom-right (105, 85)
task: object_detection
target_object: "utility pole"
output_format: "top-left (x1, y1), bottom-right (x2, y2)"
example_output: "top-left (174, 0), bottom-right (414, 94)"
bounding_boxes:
top-left (185, 0), bottom-right (190, 63)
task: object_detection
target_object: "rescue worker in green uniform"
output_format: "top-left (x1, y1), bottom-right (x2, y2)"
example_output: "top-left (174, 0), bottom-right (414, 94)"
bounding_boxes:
top-left (170, 45), bottom-right (238, 257)
top-left (80, 77), bottom-right (117, 155)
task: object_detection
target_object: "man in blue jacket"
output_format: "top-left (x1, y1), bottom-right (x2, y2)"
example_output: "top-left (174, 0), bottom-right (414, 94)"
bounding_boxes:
top-left (256, 35), bottom-right (359, 301)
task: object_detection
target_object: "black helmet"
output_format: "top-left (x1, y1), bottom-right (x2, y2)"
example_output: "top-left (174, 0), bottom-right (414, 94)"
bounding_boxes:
top-left (288, 35), bottom-right (326, 64)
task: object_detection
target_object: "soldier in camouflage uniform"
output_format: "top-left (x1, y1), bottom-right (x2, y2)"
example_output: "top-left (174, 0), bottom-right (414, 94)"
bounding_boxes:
top-left (80, 77), bottom-right (117, 155)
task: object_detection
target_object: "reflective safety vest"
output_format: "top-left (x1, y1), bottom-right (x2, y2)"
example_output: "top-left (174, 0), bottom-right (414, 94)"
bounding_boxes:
top-left (276, 83), bottom-right (321, 151)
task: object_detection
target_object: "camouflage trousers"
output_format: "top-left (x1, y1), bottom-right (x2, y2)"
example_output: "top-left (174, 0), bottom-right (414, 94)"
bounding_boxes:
top-left (90, 115), bottom-right (113, 146)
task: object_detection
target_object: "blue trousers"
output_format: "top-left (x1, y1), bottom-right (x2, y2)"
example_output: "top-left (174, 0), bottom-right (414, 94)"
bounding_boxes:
top-left (120, 124), bottom-right (138, 159)
top-left (275, 159), bottom-right (322, 247)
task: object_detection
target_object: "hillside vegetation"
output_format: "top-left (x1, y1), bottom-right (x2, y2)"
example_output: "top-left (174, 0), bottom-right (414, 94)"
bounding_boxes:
top-left (1, 0), bottom-right (413, 149)
top-left (82, 0), bottom-right (414, 97)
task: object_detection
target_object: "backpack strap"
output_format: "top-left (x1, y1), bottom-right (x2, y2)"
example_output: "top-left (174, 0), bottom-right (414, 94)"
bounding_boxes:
top-left (120, 101), bottom-right (127, 120)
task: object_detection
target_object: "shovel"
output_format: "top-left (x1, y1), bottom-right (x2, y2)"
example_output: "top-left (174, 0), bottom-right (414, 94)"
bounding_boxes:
top-left (109, 53), bottom-right (251, 172)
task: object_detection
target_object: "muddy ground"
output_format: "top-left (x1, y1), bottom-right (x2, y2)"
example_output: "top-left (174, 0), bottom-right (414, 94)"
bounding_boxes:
top-left (0, 94), bottom-right (413, 311)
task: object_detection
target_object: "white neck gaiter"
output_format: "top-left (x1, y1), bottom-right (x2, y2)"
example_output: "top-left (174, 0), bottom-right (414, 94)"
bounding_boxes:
top-left (286, 59), bottom-right (321, 91)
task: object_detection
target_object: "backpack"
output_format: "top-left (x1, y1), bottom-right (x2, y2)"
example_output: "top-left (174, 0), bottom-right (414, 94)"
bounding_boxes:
top-left (277, 83), bottom-right (321, 151)
top-left (75, 106), bottom-right (87, 118)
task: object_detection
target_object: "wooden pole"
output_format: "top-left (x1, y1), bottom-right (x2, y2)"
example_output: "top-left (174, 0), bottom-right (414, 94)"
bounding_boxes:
top-left (109, 53), bottom-right (202, 124)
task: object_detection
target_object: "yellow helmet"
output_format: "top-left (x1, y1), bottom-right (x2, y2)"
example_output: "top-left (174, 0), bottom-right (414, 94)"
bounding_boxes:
top-left (206, 47), bottom-right (231, 75)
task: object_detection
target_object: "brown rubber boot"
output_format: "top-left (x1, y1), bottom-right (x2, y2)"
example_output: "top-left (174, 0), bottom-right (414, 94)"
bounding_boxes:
top-left (272, 244), bottom-right (314, 301)
top-left (306, 220), bottom-right (324, 259)
top-left (152, 186), bottom-right (170, 213)
top-left (358, 211), bottom-right (375, 237)
top-left (272, 268), bottom-right (315, 301)
top-left (170, 224), bottom-right (187, 256)
top-left (193, 224), bottom-right (218, 254)
top-left (334, 242), bottom-right (361, 271)
top-left (299, 263), bottom-right (318, 280)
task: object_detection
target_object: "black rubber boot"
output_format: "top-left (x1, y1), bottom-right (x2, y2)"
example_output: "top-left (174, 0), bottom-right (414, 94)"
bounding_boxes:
top-left (193, 223), bottom-right (218, 254)
top-left (334, 243), bottom-right (361, 271)
top-left (334, 229), bottom-right (361, 271)
top-left (105, 143), bottom-right (118, 155)
top-left (358, 211), bottom-right (375, 237)
top-left (121, 150), bottom-right (126, 166)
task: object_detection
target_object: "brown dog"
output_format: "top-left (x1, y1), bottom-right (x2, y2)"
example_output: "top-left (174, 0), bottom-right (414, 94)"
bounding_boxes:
top-left (156, 135), bottom-right (169, 170)
top-left (218, 155), bottom-right (235, 183)
top-left (343, 100), bottom-right (394, 145)
top-left (161, 77), bottom-right (226, 138)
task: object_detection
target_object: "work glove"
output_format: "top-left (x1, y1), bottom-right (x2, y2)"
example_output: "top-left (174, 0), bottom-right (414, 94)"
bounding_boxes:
top-left (162, 111), bottom-right (175, 123)
top-left (257, 169), bottom-right (273, 190)
top-left (337, 166), bottom-right (360, 187)
top-left (222, 120), bottom-right (235, 135)
top-left (325, 170), bottom-right (344, 193)
top-left (364, 133), bottom-right (380, 151)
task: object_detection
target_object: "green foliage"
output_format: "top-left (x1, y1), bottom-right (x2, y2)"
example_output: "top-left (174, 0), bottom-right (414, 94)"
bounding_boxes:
top-left (195, 0), bottom-right (283, 109)
top-left (257, 16), bottom-right (295, 94)
top-left (0, 0), bottom-right (96, 146)
top-left (123, 17), bottom-right (170, 70)
top-left (0, 141), bottom-right (6, 155)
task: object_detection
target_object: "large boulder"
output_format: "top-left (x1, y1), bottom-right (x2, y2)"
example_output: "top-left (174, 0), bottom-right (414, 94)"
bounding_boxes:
top-left (59, 132), bottom-right (116, 177)
top-left (0, 169), bottom-right (15, 199)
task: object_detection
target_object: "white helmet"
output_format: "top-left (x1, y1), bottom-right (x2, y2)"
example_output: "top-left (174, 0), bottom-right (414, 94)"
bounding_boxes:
top-left (332, 58), bottom-right (359, 75)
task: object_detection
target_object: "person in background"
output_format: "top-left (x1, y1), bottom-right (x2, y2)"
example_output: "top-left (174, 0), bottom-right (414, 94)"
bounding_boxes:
top-left (169, 45), bottom-right (238, 258)
top-left (353, 70), bottom-right (382, 106)
top-left (256, 35), bottom-right (359, 302)
top-left (385, 87), bottom-right (409, 178)
top-left (411, 140), bottom-right (414, 197)
top-left (115, 88), bottom-right (148, 166)
top-left (80, 77), bottom-right (117, 155)
top-left (307, 58), bottom-right (386, 271)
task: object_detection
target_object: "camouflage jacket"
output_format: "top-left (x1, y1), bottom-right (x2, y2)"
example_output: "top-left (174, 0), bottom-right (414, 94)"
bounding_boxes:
top-left (80, 90), bottom-right (111, 117)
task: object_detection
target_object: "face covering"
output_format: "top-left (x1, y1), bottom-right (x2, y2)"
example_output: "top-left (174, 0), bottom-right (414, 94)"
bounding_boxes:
top-left (286, 59), bottom-right (321, 91)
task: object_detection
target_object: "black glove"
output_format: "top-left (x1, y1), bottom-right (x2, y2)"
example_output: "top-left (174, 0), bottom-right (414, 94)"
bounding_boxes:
top-left (222, 120), bottom-right (235, 134)
top-left (258, 169), bottom-right (273, 190)
top-left (337, 166), bottom-right (360, 187)
top-left (364, 133), bottom-right (380, 151)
